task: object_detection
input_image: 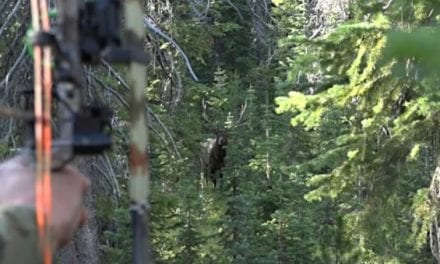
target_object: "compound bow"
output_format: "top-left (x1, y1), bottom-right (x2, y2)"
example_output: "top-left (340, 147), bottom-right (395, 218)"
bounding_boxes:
top-left (29, 0), bottom-right (151, 263)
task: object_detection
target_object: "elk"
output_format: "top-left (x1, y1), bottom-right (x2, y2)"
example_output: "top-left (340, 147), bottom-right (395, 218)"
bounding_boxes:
top-left (200, 98), bottom-right (247, 187)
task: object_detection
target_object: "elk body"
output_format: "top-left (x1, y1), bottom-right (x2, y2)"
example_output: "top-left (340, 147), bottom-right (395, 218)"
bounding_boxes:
top-left (201, 131), bottom-right (228, 187)
top-left (200, 98), bottom-right (246, 188)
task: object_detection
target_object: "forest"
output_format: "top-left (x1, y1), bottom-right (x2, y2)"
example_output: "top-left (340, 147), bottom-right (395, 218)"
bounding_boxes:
top-left (1, 0), bottom-right (440, 263)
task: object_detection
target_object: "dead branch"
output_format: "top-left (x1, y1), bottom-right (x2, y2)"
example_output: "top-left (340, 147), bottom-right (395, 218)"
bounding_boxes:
top-left (0, 0), bottom-right (23, 38)
top-left (226, 0), bottom-right (244, 21)
top-left (144, 16), bottom-right (199, 81)
top-left (0, 46), bottom-right (27, 92)
top-left (188, 0), bottom-right (211, 21)
top-left (91, 70), bottom-right (182, 160)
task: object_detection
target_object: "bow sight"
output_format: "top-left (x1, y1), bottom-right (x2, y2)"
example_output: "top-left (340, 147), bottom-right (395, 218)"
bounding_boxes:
top-left (27, 0), bottom-right (147, 168)
top-left (79, 0), bottom-right (148, 64)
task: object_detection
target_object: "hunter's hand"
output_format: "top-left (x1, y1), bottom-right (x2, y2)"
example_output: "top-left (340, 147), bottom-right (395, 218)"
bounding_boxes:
top-left (0, 155), bottom-right (90, 249)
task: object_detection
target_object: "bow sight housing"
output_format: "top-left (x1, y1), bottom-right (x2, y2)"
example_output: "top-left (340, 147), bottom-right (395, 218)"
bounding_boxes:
top-left (79, 0), bottom-right (148, 64)
top-left (79, 0), bottom-right (122, 63)
top-left (27, 0), bottom-right (147, 167)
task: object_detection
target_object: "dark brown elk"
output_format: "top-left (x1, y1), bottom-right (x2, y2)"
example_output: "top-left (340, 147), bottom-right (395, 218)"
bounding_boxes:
top-left (200, 99), bottom-right (246, 187)
top-left (201, 130), bottom-right (228, 187)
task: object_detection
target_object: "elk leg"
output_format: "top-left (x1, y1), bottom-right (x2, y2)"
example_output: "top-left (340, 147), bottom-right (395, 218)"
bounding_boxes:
top-left (219, 172), bottom-right (223, 189)
top-left (210, 167), bottom-right (217, 188)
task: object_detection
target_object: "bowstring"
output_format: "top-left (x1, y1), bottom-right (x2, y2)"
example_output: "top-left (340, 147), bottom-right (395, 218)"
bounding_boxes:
top-left (30, 0), bottom-right (53, 263)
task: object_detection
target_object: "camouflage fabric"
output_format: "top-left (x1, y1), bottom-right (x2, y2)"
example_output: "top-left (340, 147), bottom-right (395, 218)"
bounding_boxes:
top-left (0, 206), bottom-right (44, 263)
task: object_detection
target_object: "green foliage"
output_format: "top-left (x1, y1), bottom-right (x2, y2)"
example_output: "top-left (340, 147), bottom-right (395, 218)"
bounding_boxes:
top-left (275, 0), bottom-right (440, 262)
top-left (0, 143), bottom-right (9, 158)
top-left (100, 198), bottom-right (132, 263)
top-left (383, 28), bottom-right (440, 75)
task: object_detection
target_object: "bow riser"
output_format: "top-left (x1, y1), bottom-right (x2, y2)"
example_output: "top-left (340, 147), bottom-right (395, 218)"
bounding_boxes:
top-left (29, 0), bottom-right (151, 263)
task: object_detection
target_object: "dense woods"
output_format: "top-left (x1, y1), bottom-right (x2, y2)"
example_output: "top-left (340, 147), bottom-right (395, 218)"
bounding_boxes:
top-left (2, 0), bottom-right (440, 263)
